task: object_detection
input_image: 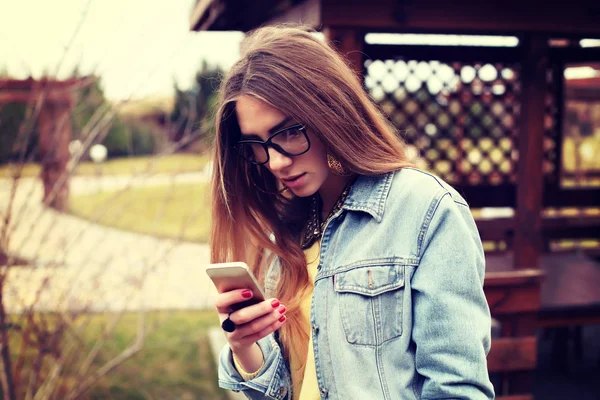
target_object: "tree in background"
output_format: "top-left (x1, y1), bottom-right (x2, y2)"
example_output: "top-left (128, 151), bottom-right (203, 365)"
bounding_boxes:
top-left (169, 61), bottom-right (223, 151)
top-left (71, 72), bottom-right (165, 159)
top-left (0, 67), bottom-right (40, 164)
top-left (0, 101), bottom-right (34, 164)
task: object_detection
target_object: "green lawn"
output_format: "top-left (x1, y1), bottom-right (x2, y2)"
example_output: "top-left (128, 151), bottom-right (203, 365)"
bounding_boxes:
top-left (0, 153), bottom-right (210, 178)
top-left (69, 182), bottom-right (211, 243)
top-left (9, 310), bottom-right (228, 399)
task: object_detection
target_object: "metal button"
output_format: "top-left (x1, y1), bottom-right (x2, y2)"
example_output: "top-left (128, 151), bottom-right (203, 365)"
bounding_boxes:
top-left (279, 387), bottom-right (285, 394)
top-left (320, 388), bottom-right (328, 397)
top-left (312, 324), bottom-right (319, 334)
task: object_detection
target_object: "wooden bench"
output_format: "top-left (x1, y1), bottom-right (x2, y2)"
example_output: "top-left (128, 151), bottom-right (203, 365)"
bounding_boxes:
top-left (486, 252), bottom-right (600, 328)
top-left (485, 250), bottom-right (600, 396)
top-left (520, 252), bottom-right (600, 370)
top-left (484, 268), bottom-right (544, 400)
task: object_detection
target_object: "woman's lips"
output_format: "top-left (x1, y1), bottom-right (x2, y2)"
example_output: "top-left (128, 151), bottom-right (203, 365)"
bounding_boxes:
top-left (281, 173), bottom-right (306, 188)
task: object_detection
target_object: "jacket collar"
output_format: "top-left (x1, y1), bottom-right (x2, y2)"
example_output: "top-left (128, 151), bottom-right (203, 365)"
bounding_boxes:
top-left (343, 171), bottom-right (395, 223)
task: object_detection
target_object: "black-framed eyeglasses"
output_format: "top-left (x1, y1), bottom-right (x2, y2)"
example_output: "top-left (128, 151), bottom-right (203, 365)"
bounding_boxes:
top-left (234, 123), bottom-right (311, 165)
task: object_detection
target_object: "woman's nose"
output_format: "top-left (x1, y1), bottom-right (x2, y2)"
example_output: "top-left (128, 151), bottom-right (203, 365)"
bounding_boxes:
top-left (266, 148), bottom-right (292, 172)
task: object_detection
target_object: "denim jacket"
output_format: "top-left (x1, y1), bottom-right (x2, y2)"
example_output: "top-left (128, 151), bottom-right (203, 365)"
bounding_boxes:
top-left (218, 168), bottom-right (495, 400)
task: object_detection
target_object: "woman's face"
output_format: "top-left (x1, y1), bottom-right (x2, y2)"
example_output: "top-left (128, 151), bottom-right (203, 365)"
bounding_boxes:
top-left (235, 95), bottom-right (331, 198)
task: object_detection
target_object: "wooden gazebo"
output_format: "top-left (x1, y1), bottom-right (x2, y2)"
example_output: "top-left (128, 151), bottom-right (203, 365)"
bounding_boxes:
top-left (0, 77), bottom-right (92, 211)
top-left (190, 1), bottom-right (600, 398)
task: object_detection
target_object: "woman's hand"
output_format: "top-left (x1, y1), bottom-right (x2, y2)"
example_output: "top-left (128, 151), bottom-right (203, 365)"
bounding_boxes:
top-left (215, 289), bottom-right (287, 358)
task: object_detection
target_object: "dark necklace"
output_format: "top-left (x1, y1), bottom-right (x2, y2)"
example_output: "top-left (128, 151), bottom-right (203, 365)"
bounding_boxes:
top-left (300, 180), bottom-right (354, 250)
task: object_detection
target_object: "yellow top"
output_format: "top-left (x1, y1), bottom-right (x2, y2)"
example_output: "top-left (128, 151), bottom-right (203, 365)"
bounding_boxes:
top-left (291, 241), bottom-right (320, 400)
top-left (234, 241), bottom-right (320, 400)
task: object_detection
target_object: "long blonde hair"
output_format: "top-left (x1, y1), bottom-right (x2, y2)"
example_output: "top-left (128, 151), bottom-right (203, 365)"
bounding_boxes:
top-left (210, 25), bottom-right (412, 360)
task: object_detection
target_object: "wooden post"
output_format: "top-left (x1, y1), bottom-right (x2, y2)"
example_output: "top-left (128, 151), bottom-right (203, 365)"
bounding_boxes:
top-left (38, 96), bottom-right (72, 212)
top-left (513, 34), bottom-right (548, 269)
top-left (322, 27), bottom-right (364, 78)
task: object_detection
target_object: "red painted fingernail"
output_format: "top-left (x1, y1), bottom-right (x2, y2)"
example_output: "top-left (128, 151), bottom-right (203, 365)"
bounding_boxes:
top-left (279, 315), bottom-right (286, 322)
top-left (241, 290), bottom-right (252, 299)
top-left (271, 299), bottom-right (280, 308)
top-left (278, 305), bottom-right (286, 314)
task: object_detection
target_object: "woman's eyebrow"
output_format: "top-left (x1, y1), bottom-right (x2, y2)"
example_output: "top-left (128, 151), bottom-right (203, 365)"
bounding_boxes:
top-left (239, 117), bottom-right (293, 140)
top-left (268, 117), bottom-right (293, 134)
top-left (239, 133), bottom-right (262, 140)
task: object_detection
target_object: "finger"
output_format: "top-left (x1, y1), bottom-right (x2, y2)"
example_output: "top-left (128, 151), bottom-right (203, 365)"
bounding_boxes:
top-left (228, 298), bottom-right (282, 325)
top-left (214, 289), bottom-right (254, 312)
top-left (234, 306), bottom-right (286, 339)
top-left (240, 314), bottom-right (287, 346)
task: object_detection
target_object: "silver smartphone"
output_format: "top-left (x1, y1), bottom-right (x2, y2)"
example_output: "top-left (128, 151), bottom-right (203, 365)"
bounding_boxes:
top-left (206, 262), bottom-right (267, 311)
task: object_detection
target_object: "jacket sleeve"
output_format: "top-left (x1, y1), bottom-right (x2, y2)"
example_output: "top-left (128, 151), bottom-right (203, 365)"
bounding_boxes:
top-left (218, 332), bottom-right (292, 400)
top-left (410, 191), bottom-right (495, 399)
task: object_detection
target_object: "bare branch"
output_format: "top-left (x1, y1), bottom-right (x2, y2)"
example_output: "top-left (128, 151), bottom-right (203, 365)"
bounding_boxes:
top-left (66, 311), bottom-right (145, 400)
top-left (0, 276), bottom-right (16, 399)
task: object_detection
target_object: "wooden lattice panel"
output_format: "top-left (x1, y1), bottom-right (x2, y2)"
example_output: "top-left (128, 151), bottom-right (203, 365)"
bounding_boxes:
top-left (365, 58), bottom-right (558, 187)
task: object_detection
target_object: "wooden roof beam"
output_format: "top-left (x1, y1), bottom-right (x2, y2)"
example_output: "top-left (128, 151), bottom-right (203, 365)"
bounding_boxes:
top-left (320, 0), bottom-right (600, 35)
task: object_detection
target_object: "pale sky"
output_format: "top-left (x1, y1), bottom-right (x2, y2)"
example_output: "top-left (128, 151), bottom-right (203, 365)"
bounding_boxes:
top-left (0, 0), bottom-right (244, 101)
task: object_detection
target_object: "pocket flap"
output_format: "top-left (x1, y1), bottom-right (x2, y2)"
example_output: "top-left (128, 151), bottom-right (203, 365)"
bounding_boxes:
top-left (334, 264), bottom-right (405, 296)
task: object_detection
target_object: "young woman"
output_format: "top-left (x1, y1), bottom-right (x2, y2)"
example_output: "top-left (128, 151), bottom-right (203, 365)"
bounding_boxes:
top-left (210, 25), bottom-right (494, 400)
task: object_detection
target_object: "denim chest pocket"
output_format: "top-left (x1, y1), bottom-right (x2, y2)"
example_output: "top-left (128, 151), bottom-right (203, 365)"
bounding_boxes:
top-left (333, 262), bottom-right (405, 346)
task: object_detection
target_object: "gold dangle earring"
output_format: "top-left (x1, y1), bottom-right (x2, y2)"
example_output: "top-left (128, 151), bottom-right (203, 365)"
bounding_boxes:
top-left (327, 153), bottom-right (351, 176)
